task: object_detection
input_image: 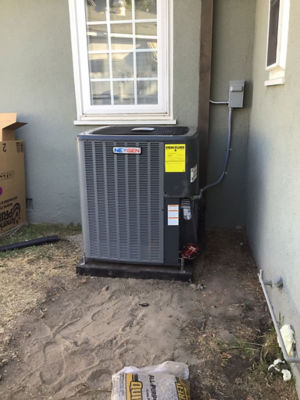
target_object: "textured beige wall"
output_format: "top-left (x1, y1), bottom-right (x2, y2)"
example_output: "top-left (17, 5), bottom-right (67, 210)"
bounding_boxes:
top-left (206, 0), bottom-right (256, 227)
top-left (0, 0), bottom-right (79, 223)
top-left (0, 0), bottom-right (258, 229)
top-left (0, 0), bottom-right (200, 223)
top-left (247, 0), bottom-right (300, 389)
top-left (173, 0), bottom-right (201, 126)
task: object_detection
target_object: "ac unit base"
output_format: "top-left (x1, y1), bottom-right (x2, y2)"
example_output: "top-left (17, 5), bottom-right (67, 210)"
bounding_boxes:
top-left (76, 258), bottom-right (193, 282)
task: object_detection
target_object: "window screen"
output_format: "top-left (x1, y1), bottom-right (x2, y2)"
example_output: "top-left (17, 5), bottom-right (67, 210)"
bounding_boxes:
top-left (86, 0), bottom-right (158, 106)
top-left (267, 0), bottom-right (280, 67)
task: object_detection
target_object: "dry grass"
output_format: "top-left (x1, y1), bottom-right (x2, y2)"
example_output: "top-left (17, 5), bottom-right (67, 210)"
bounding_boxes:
top-left (0, 224), bottom-right (82, 363)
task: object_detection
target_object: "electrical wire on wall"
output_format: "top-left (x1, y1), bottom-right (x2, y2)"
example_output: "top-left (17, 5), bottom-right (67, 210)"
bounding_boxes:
top-left (193, 101), bottom-right (233, 200)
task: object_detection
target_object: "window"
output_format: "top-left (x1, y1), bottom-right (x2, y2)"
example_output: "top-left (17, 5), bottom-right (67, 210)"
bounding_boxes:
top-left (68, 0), bottom-right (174, 124)
top-left (265, 0), bottom-right (290, 86)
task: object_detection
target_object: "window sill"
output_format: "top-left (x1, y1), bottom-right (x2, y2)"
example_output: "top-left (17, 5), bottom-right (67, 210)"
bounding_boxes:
top-left (74, 118), bottom-right (177, 126)
top-left (265, 64), bottom-right (285, 86)
top-left (264, 77), bottom-right (285, 86)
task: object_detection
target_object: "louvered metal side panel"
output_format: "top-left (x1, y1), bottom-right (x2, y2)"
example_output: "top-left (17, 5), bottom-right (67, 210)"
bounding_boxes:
top-left (79, 140), bottom-right (164, 264)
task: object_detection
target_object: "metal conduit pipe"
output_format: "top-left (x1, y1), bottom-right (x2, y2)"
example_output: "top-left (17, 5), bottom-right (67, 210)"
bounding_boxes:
top-left (258, 270), bottom-right (300, 363)
top-left (209, 100), bottom-right (229, 105)
top-left (193, 105), bottom-right (233, 200)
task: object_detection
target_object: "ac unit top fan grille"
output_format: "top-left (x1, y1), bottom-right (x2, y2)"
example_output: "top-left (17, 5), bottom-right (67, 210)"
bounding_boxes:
top-left (91, 126), bottom-right (189, 136)
top-left (88, 126), bottom-right (189, 136)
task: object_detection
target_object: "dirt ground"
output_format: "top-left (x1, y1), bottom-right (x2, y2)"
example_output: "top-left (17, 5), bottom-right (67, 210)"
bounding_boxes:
top-left (0, 226), bottom-right (297, 400)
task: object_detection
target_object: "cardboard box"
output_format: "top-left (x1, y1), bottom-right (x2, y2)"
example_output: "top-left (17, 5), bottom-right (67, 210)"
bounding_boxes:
top-left (0, 113), bottom-right (27, 234)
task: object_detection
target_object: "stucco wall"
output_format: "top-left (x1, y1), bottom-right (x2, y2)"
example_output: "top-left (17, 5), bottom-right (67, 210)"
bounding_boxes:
top-left (247, 0), bottom-right (300, 389)
top-left (0, 0), bottom-right (79, 223)
top-left (0, 0), bottom-right (201, 224)
top-left (0, 0), bottom-right (260, 229)
top-left (206, 0), bottom-right (256, 227)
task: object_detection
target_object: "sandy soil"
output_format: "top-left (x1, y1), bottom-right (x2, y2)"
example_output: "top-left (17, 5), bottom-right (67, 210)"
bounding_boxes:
top-left (0, 228), bottom-right (297, 400)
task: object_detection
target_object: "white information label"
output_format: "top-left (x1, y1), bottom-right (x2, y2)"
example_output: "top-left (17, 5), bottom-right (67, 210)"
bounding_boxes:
top-left (190, 164), bottom-right (198, 183)
top-left (168, 204), bottom-right (179, 226)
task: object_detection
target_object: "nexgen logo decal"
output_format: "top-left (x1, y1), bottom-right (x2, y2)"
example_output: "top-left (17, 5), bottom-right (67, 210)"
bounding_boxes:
top-left (113, 147), bottom-right (141, 154)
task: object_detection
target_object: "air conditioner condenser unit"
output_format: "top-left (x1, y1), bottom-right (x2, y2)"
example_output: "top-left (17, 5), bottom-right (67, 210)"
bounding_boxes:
top-left (76, 126), bottom-right (203, 280)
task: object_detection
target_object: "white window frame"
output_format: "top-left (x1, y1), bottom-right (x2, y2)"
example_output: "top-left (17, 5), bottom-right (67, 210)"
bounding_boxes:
top-left (265, 0), bottom-right (290, 86)
top-left (68, 0), bottom-right (175, 124)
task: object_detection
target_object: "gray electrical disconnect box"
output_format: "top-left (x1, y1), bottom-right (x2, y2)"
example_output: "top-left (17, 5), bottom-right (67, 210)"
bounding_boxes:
top-left (229, 80), bottom-right (245, 108)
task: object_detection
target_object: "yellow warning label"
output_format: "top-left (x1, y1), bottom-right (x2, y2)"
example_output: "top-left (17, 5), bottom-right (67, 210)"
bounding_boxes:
top-left (165, 144), bottom-right (186, 172)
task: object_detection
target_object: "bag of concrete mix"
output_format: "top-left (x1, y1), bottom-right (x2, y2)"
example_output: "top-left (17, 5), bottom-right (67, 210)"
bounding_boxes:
top-left (111, 361), bottom-right (190, 400)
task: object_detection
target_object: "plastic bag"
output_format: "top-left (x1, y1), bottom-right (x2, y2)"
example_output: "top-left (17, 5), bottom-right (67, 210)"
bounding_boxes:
top-left (111, 361), bottom-right (190, 400)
